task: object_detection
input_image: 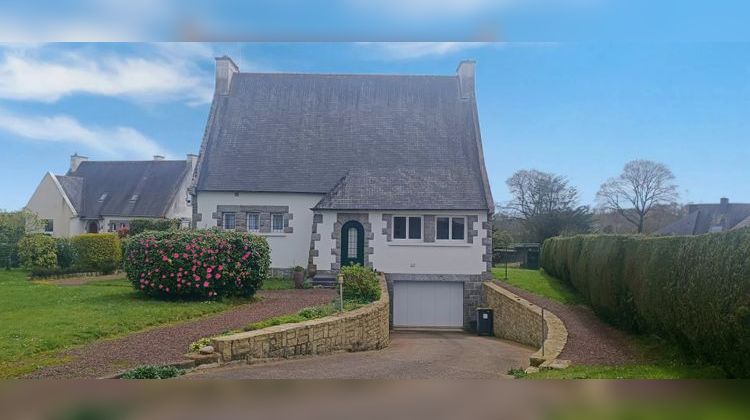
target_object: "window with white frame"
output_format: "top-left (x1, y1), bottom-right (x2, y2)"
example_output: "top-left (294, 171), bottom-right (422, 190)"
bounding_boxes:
top-left (223, 213), bottom-right (236, 230)
top-left (43, 219), bottom-right (54, 234)
top-left (271, 213), bottom-right (284, 232)
top-left (347, 227), bottom-right (358, 258)
top-left (436, 216), bottom-right (466, 241)
top-left (246, 213), bottom-right (260, 232)
top-left (108, 222), bottom-right (117, 232)
top-left (393, 216), bottom-right (422, 240)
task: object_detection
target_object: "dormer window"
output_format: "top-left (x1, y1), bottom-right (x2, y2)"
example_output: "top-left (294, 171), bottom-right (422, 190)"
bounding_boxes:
top-left (129, 194), bottom-right (139, 202)
top-left (98, 193), bottom-right (108, 202)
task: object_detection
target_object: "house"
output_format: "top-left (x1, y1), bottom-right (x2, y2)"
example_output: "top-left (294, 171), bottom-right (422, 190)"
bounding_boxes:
top-left (655, 198), bottom-right (750, 235)
top-left (26, 154), bottom-right (197, 237)
top-left (191, 56), bottom-right (494, 330)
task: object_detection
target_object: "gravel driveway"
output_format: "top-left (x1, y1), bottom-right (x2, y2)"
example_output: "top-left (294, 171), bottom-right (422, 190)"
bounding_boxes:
top-left (495, 281), bottom-right (644, 365)
top-left (184, 330), bottom-right (535, 379)
top-left (26, 288), bottom-right (335, 379)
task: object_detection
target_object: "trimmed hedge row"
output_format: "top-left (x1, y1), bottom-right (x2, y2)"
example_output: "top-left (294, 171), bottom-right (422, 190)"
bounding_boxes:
top-left (123, 229), bottom-right (270, 300)
top-left (128, 219), bottom-right (181, 235)
top-left (541, 229), bottom-right (750, 377)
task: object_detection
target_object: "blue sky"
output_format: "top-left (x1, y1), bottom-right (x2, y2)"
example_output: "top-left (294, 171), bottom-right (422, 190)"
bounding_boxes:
top-left (0, 1), bottom-right (748, 211)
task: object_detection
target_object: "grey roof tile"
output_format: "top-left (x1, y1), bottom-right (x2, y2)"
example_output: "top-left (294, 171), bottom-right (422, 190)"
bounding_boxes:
top-left (64, 160), bottom-right (188, 218)
top-left (195, 71), bottom-right (491, 211)
top-left (655, 203), bottom-right (750, 235)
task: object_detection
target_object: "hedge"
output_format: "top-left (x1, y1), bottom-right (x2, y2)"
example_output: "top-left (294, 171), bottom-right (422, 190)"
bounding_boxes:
top-left (128, 219), bottom-right (181, 235)
top-left (71, 233), bottom-right (122, 274)
top-left (341, 264), bottom-right (381, 303)
top-left (17, 233), bottom-right (57, 270)
top-left (541, 229), bottom-right (750, 377)
top-left (123, 229), bottom-right (270, 300)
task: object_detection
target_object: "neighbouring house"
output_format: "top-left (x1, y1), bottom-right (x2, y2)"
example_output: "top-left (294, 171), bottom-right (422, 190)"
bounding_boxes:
top-left (191, 56), bottom-right (494, 330)
top-left (26, 154), bottom-right (197, 237)
top-left (655, 198), bottom-right (750, 235)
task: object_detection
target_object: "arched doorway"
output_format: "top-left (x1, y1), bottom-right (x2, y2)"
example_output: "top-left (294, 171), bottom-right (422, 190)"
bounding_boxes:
top-left (340, 220), bottom-right (365, 267)
top-left (87, 221), bottom-right (99, 234)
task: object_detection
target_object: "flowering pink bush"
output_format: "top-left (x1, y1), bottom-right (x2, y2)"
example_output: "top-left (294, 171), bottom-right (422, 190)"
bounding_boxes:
top-left (123, 229), bottom-right (270, 300)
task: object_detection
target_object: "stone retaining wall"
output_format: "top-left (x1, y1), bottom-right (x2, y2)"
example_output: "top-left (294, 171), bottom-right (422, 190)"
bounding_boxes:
top-left (212, 274), bottom-right (390, 363)
top-left (482, 281), bottom-right (567, 366)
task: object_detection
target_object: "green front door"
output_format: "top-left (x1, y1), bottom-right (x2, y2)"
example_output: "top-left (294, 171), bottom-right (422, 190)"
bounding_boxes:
top-left (341, 221), bottom-right (365, 267)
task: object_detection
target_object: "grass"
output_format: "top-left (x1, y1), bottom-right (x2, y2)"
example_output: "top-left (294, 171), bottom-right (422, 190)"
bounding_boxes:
top-left (260, 277), bottom-right (296, 290)
top-left (0, 269), bottom-right (252, 378)
top-left (243, 300), bottom-right (366, 331)
top-left (491, 266), bottom-right (583, 305)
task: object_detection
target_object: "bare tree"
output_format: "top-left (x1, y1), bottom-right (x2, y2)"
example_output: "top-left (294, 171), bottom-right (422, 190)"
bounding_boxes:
top-left (596, 160), bottom-right (678, 233)
top-left (505, 170), bottom-right (591, 242)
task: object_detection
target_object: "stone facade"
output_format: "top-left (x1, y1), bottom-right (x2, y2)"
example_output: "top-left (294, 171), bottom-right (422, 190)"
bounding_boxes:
top-left (482, 282), bottom-right (567, 366)
top-left (307, 213), bottom-right (323, 275)
top-left (213, 205), bottom-right (292, 233)
top-left (212, 274), bottom-right (390, 363)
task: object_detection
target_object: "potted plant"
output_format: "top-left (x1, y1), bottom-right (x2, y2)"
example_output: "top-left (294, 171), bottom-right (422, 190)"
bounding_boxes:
top-left (292, 266), bottom-right (305, 289)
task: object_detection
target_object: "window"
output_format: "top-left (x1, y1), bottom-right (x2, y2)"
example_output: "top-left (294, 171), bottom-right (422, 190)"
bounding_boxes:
top-left (436, 217), bottom-right (466, 241)
top-left (98, 193), bottom-right (108, 202)
top-left (271, 213), bottom-right (284, 232)
top-left (223, 213), bottom-right (236, 230)
top-left (247, 213), bottom-right (260, 232)
top-left (129, 194), bottom-right (139, 202)
top-left (347, 227), bottom-right (358, 258)
top-left (109, 223), bottom-right (117, 232)
top-left (43, 219), bottom-right (53, 233)
top-left (393, 216), bottom-right (422, 240)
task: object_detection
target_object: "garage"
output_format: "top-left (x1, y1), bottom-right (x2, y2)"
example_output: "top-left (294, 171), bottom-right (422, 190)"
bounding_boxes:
top-left (393, 281), bottom-right (464, 328)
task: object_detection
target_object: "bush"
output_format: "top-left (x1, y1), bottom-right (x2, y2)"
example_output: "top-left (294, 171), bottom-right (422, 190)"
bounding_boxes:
top-left (55, 237), bottom-right (78, 269)
top-left (120, 365), bottom-right (183, 379)
top-left (71, 233), bottom-right (122, 274)
top-left (128, 219), bottom-right (180, 236)
top-left (17, 234), bottom-right (57, 270)
top-left (123, 229), bottom-right (270, 300)
top-left (188, 337), bottom-right (212, 353)
top-left (541, 229), bottom-right (750, 377)
top-left (340, 265), bottom-right (380, 303)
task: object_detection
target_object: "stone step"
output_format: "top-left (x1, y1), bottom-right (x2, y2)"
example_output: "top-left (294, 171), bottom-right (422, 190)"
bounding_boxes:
top-left (312, 275), bottom-right (338, 288)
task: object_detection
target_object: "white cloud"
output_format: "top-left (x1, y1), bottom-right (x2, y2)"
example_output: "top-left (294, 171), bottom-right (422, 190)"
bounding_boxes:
top-left (362, 42), bottom-right (489, 59)
top-left (0, 45), bottom-right (214, 105)
top-left (0, 109), bottom-right (169, 159)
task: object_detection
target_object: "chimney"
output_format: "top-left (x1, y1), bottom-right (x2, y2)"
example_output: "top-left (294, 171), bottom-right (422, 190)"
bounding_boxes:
top-left (215, 56), bottom-right (239, 96)
top-left (153, 155), bottom-right (165, 161)
top-left (69, 153), bottom-right (88, 173)
top-left (456, 60), bottom-right (476, 100)
top-left (720, 197), bottom-right (730, 213)
top-left (186, 153), bottom-right (198, 171)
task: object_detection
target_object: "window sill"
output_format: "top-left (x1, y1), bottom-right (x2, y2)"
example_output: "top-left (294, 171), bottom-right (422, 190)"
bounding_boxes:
top-left (387, 241), bottom-right (472, 248)
top-left (253, 232), bottom-right (287, 237)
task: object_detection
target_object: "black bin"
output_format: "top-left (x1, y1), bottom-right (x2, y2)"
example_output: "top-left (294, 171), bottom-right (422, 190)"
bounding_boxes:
top-left (477, 308), bottom-right (493, 336)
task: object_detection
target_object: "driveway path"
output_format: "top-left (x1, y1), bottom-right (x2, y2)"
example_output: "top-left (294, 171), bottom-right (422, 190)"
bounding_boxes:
top-left (496, 281), bottom-right (643, 365)
top-left (26, 288), bottom-right (335, 379)
top-left (184, 330), bottom-right (535, 379)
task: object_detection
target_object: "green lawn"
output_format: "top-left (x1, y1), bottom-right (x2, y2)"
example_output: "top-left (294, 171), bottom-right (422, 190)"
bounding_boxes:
top-left (491, 267), bottom-right (583, 305)
top-left (260, 277), bottom-right (295, 290)
top-left (0, 270), bottom-right (252, 378)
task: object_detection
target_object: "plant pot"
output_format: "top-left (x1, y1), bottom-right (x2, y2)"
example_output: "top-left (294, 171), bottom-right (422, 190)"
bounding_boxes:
top-left (292, 271), bottom-right (305, 289)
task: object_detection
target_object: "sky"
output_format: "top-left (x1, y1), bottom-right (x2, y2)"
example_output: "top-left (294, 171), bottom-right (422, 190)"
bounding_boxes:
top-left (0, 1), bottom-right (748, 211)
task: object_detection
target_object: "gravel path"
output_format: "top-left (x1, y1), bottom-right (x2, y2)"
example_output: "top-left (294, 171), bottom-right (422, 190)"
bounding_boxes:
top-left (495, 281), bottom-right (644, 366)
top-left (26, 288), bottom-right (335, 379)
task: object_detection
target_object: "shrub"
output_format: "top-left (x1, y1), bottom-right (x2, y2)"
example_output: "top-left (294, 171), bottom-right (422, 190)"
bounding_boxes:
top-left (123, 229), bottom-right (270, 300)
top-left (71, 233), bottom-right (122, 274)
top-left (340, 264), bottom-right (380, 303)
top-left (55, 237), bottom-right (78, 269)
top-left (17, 234), bottom-right (57, 270)
top-left (119, 365), bottom-right (183, 379)
top-left (188, 337), bottom-right (212, 353)
top-left (541, 229), bottom-right (750, 377)
top-left (128, 219), bottom-right (180, 235)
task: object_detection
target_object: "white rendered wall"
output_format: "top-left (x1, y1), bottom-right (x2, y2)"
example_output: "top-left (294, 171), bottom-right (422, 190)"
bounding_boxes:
top-left (25, 173), bottom-right (78, 237)
top-left (195, 191), bottom-right (323, 268)
top-left (314, 210), bottom-right (487, 275)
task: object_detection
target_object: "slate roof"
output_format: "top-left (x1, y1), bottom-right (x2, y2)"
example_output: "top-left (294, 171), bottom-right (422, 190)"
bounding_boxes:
top-left (56, 160), bottom-right (189, 219)
top-left (655, 201), bottom-right (750, 235)
top-left (194, 70), bottom-right (493, 211)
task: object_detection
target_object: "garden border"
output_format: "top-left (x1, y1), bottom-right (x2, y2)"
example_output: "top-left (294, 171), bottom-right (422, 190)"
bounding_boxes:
top-left (209, 274), bottom-right (390, 363)
top-left (482, 281), bottom-right (569, 370)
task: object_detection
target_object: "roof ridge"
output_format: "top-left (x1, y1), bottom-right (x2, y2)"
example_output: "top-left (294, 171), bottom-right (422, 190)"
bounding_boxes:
top-left (236, 71), bottom-right (457, 79)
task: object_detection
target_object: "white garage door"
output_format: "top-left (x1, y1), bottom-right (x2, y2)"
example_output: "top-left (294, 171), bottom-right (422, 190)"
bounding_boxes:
top-left (393, 281), bottom-right (463, 328)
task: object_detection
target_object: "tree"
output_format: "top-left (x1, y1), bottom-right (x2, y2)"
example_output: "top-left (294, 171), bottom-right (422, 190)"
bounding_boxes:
top-left (596, 160), bottom-right (679, 233)
top-left (0, 210), bottom-right (41, 268)
top-left (505, 170), bottom-right (592, 243)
